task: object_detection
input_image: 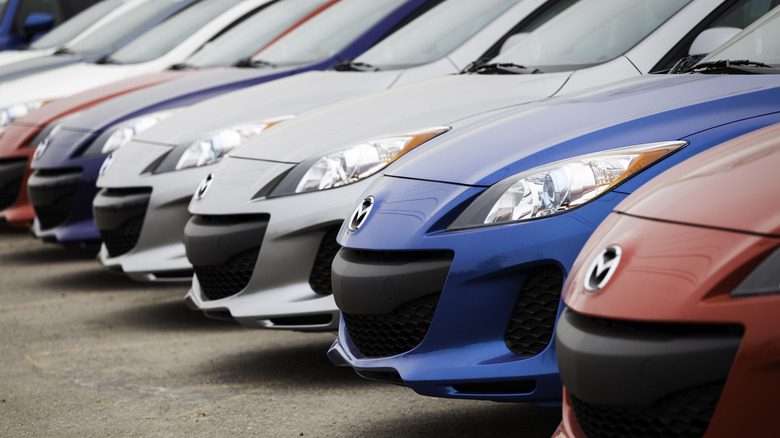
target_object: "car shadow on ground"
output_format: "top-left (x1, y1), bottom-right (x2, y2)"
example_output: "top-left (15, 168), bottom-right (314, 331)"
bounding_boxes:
top-left (105, 298), bottom-right (242, 332)
top-left (0, 241), bottom-right (100, 263)
top-left (348, 402), bottom-right (562, 437)
top-left (36, 266), bottom-right (188, 292)
top-left (193, 335), bottom-right (369, 388)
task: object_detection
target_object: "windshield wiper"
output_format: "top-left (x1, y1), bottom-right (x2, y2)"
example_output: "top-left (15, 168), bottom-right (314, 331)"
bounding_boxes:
top-left (464, 62), bottom-right (541, 75)
top-left (333, 59), bottom-right (380, 72)
top-left (233, 57), bottom-right (276, 69)
top-left (52, 47), bottom-right (74, 55)
top-left (95, 55), bottom-right (121, 65)
top-left (682, 59), bottom-right (780, 74)
top-left (168, 63), bottom-right (197, 71)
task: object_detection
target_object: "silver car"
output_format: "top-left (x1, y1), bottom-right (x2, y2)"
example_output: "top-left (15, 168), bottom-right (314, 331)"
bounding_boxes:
top-left (188, 0), bottom-right (757, 331)
top-left (94, 0), bottom-right (561, 281)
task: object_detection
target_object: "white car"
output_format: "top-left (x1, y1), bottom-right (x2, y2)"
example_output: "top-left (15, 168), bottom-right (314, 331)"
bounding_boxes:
top-left (94, 0), bottom-right (557, 281)
top-left (0, 0), bottom-right (150, 68)
top-left (0, 0), bottom-right (276, 117)
top-left (179, 0), bottom-right (769, 332)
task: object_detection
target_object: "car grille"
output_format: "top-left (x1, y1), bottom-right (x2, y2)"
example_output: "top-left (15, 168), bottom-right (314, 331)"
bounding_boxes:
top-left (194, 246), bottom-right (260, 301)
top-left (342, 292), bottom-right (440, 358)
top-left (101, 216), bottom-right (144, 258)
top-left (0, 177), bottom-right (21, 211)
top-left (97, 188), bottom-right (152, 258)
top-left (571, 381), bottom-right (724, 438)
top-left (309, 228), bottom-right (340, 296)
top-left (504, 266), bottom-right (563, 356)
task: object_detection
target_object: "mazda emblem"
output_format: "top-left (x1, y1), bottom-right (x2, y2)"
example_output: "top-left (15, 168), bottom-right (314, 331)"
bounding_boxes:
top-left (584, 245), bottom-right (622, 292)
top-left (348, 196), bottom-right (374, 232)
top-left (195, 173), bottom-right (214, 201)
top-left (99, 153), bottom-right (114, 177)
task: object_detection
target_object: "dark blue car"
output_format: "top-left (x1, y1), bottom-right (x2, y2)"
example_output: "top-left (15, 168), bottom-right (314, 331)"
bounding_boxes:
top-left (0, 0), bottom-right (98, 51)
top-left (328, 7), bottom-right (780, 404)
top-left (27, 0), bottom-right (443, 247)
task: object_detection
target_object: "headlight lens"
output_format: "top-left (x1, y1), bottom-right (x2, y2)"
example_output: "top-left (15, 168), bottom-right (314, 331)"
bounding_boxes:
top-left (0, 101), bottom-right (45, 131)
top-left (449, 141), bottom-right (687, 229)
top-left (731, 246), bottom-right (780, 297)
top-left (269, 126), bottom-right (449, 197)
top-left (101, 110), bottom-right (176, 155)
top-left (174, 116), bottom-right (294, 171)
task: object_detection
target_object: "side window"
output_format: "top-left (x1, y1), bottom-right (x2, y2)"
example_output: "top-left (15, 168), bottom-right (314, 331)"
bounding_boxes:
top-left (61, 0), bottom-right (100, 18)
top-left (653, 0), bottom-right (780, 71)
top-left (13, 0), bottom-right (64, 34)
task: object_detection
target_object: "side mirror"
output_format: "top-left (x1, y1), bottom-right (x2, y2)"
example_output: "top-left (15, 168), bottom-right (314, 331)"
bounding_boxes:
top-left (499, 32), bottom-right (528, 54)
top-left (689, 27), bottom-right (741, 56)
top-left (23, 13), bottom-right (55, 39)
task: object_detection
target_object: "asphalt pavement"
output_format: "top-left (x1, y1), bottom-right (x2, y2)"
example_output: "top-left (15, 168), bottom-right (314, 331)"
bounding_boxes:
top-left (0, 225), bottom-right (561, 437)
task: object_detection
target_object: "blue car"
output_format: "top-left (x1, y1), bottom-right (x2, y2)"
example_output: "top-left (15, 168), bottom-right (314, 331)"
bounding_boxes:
top-left (0, 0), bottom-right (98, 51)
top-left (328, 7), bottom-right (780, 404)
top-left (27, 0), bottom-right (440, 247)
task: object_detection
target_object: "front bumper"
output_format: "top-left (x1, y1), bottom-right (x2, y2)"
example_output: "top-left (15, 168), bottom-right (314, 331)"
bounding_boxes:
top-left (184, 157), bottom-right (365, 332)
top-left (28, 128), bottom-right (104, 246)
top-left (95, 141), bottom-right (208, 282)
top-left (327, 176), bottom-right (628, 402)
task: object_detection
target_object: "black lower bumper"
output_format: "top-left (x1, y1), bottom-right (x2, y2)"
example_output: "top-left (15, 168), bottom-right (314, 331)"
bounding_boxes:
top-left (92, 187), bottom-right (153, 257)
top-left (556, 308), bottom-right (742, 407)
top-left (27, 169), bottom-right (82, 230)
top-left (0, 159), bottom-right (27, 210)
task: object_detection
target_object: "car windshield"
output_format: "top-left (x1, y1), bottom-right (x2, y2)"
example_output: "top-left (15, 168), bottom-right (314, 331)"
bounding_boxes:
top-left (30, 0), bottom-right (121, 50)
top-left (68, 0), bottom-right (185, 55)
top-left (186, 0), bottom-right (331, 69)
top-left (698, 5), bottom-right (780, 66)
top-left (355, 0), bottom-right (521, 69)
top-left (253, 0), bottom-right (406, 66)
top-left (488, 0), bottom-right (692, 73)
top-left (110, 0), bottom-right (246, 64)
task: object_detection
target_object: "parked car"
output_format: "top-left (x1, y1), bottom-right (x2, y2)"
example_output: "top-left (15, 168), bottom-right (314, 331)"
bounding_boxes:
top-left (0, 0), bottom-right (200, 84)
top-left (0, 0), bottom-right (139, 68)
top-left (554, 122), bottom-right (780, 438)
top-left (25, 0), bottom-right (442, 247)
top-left (0, 0), bottom-right (335, 229)
top-left (0, 0), bottom-right (98, 51)
top-left (326, 5), bottom-right (780, 403)
top-left (93, 0), bottom-right (565, 282)
top-left (181, 0), bottom-right (765, 333)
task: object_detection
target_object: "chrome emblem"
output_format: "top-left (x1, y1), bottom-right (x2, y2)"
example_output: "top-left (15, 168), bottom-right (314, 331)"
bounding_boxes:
top-left (34, 139), bottom-right (49, 162)
top-left (99, 153), bottom-right (114, 176)
top-left (348, 196), bottom-right (374, 232)
top-left (584, 245), bottom-right (622, 292)
top-left (195, 173), bottom-right (214, 201)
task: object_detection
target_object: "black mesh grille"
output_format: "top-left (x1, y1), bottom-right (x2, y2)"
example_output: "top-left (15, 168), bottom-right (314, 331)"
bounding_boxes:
top-left (194, 246), bottom-right (260, 301)
top-left (343, 293), bottom-right (440, 358)
top-left (101, 216), bottom-right (144, 258)
top-left (504, 266), bottom-right (563, 356)
top-left (571, 382), bottom-right (724, 438)
top-left (32, 185), bottom-right (78, 230)
top-left (309, 228), bottom-right (340, 296)
top-left (0, 177), bottom-right (21, 210)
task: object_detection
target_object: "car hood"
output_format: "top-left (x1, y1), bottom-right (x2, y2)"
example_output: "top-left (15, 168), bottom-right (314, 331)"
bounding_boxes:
top-left (614, 123), bottom-right (780, 236)
top-left (0, 61), bottom-right (151, 108)
top-left (14, 71), bottom-right (193, 128)
top-left (133, 70), bottom-right (403, 145)
top-left (230, 71), bottom-right (572, 163)
top-left (62, 66), bottom-right (302, 133)
top-left (0, 52), bottom-right (96, 84)
top-left (386, 74), bottom-right (780, 187)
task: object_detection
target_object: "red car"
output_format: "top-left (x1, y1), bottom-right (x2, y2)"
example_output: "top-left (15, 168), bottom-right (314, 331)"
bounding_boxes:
top-left (0, 71), bottom-right (191, 227)
top-left (554, 122), bottom-right (780, 438)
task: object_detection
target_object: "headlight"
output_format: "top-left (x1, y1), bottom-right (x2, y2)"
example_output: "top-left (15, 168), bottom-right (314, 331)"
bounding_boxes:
top-left (449, 141), bottom-right (687, 229)
top-left (0, 101), bottom-right (45, 131)
top-left (175, 116), bottom-right (294, 171)
top-left (99, 110), bottom-right (176, 155)
top-left (731, 246), bottom-right (780, 297)
top-left (269, 126), bottom-right (450, 197)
